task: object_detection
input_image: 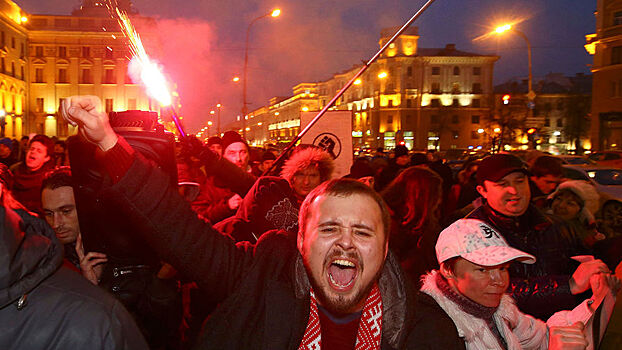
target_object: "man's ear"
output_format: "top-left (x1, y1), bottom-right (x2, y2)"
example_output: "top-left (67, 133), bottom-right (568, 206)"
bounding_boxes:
top-left (440, 263), bottom-right (455, 280)
top-left (297, 230), bottom-right (304, 254)
top-left (476, 183), bottom-right (487, 199)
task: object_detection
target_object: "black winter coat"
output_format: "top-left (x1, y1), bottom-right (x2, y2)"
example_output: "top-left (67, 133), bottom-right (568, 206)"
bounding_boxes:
top-left (100, 149), bottom-right (418, 349)
top-left (0, 207), bottom-right (147, 349)
top-left (466, 203), bottom-right (586, 319)
top-left (407, 293), bottom-right (466, 349)
top-left (215, 176), bottom-right (300, 243)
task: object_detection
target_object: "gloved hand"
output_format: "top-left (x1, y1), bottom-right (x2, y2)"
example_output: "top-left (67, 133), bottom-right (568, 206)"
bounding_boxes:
top-left (180, 135), bottom-right (220, 170)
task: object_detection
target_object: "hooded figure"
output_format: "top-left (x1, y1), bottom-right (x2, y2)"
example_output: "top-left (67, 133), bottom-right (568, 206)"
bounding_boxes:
top-left (0, 201), bottom-right (147, 349)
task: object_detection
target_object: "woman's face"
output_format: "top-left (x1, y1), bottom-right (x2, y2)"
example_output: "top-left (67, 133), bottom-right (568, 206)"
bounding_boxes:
top-left (552, 190), bottom-right (582, 221)
top-left (445, 258), bottom-right (510, 308)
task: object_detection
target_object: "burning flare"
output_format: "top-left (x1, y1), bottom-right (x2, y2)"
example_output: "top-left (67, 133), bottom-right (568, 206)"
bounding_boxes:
top-left (114, 8), bottom-right (172, 107)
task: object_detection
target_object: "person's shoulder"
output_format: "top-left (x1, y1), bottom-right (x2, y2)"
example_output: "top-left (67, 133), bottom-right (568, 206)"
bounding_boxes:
top-left (40, 267), bottom-right (125, 315)
top-left (408, 292), bottom-right (466, 349)
top-left (252, 175), bottom-right (287, 189)
top-left (254, 229), bottom-right (297, 250)
top-left (9, 161), bottom-right (22, 173)
top-left (28, 267), bottom-right (148, 348)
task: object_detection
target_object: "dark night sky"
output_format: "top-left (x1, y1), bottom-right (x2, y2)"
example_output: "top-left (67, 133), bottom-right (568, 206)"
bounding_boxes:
top-left (16, 0), bottom-right (596, 132)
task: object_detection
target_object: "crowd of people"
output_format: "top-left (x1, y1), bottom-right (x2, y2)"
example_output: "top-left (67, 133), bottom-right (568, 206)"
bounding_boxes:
top-left (0, 94), bottom-right (620, 350)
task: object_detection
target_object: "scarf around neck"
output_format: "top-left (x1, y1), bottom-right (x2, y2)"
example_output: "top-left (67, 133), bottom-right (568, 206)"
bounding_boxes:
top-left (435, 273), bottom-right (507, 349)
top-left (298, 284), bottom-right (383, 350)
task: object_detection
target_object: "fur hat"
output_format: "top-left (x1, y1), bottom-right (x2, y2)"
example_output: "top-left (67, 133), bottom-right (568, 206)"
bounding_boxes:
top-left (281, 146), bottom-right (334, 183)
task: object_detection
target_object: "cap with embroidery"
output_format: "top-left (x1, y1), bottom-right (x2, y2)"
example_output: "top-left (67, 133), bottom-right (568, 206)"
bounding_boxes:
top-left (436, 218), bottom-right (536, 266)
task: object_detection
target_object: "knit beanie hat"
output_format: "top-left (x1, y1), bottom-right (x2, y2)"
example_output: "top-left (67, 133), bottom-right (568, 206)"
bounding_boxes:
top-left (207, 136), bottom-right (222, 147)
top-left (0, 138), bottom-right (12, 150)
top-left (221, 131), bottom-right (248, 152)
top-left (394, 145), bottom-right (409, 158)
top-left (262, 151), bottom-right (276, 162)
top-left (548, 180), bottom-right (600, 223)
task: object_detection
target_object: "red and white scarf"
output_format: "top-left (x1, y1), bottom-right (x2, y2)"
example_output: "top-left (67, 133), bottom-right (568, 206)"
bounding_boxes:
top-left (298, 284), bottom-right (383, 350)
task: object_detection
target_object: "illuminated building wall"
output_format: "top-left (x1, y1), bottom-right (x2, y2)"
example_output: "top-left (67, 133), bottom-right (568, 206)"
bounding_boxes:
top-left (229, 27), bottom-right (498, 151)
top-left (0, 0), bottom-right (157, 139)
top-left (588, 0), bottom-right (622, 150)
top-left (0, 0), bottom-right (28, 138)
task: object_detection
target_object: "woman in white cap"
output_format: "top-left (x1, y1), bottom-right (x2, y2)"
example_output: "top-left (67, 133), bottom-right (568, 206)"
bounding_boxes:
top-left (548, 180), bottom-right (605, 248)
top-left (408, 218), bottom-right (619, 349)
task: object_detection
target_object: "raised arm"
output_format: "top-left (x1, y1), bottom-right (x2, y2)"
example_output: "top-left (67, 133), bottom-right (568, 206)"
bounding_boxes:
top-left (62, 96), bottom-right (256, 301)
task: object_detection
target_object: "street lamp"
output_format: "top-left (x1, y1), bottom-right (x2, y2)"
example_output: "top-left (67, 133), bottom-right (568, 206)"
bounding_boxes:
top-left (493, 24), bottom-right (535, 115)
top-left (216, 103), bottom-right (222, 135)
top-left (242, 8), bottom-right (281, 138)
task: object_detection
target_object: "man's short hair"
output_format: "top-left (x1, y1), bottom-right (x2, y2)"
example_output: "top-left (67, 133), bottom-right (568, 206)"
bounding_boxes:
top-left (298, 178), bottom-right (391, 241)
top-left (55, 140), bottom-right (66, 150)
top-left (29, 134), bottom-right (54, 157)
top-left (530, 155), bottom-right (563, 178)
top-left (41, 167), bottom-right (73, 192)
top-left (281, 147), bottom-right (334, 184)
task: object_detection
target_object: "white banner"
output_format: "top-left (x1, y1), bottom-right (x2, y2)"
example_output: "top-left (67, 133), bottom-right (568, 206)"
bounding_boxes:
top-left (300, 111), bottom-right (352, 179)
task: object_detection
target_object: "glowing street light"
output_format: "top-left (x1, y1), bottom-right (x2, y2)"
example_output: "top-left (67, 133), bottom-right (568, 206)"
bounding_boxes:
top-left (495, 24), bottom-right (512, 34)
top-left (216, 103), bottom-right (222, 134)
top-left (477, 128), bottom-right (485, 134)
top-left (491, 23), bottom-right (534, 105)
top-left (494, 127), bottom-right (501, 133)
top-left (353, 79), bottom-right (362, 85)
top-left (242, 8), bottom-right (282, 138)
top-left (378, 71), bottom-right (388, 79)
top-left (232, 76), bottom-right (240, 82)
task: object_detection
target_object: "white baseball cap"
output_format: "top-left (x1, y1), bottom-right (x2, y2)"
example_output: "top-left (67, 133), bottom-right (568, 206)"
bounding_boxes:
top-left (436, 219), bottom-right (536, 266)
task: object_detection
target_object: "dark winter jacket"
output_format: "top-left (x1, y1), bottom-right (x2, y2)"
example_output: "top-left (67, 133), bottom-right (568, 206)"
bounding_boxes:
top-left (0, 207), bottom-right (147, 349)
top-left (466, 203), bottom-right (586, 319)
top-left (408, 292), bottom-right (466, 349)
top-left (191, 175), bottom-right (238, 223)
top-left (215, 176), bottom-right (300, 243)
top-left (191, 158), bottom-right (257, 224)
top-left (98, 144), bottom-right (417, 349)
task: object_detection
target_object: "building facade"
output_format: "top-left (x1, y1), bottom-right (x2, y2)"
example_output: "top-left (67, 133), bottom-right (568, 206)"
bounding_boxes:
top-left (588, 0), bottom-right (622, 150)
top-left (494, 73), bottom-right (592, 153)
top-left (0, 0), bottom-right (157, 139)
top-left (230, 27), bottom-right (499, 151)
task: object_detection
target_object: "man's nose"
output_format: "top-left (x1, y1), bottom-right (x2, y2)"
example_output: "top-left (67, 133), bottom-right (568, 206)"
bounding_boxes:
top-left (53, 213), bottom-right (63, 228)
top-left (335, 229), bottom-right (354, 249)
top-left (506, 185), bottom-right (518, 194)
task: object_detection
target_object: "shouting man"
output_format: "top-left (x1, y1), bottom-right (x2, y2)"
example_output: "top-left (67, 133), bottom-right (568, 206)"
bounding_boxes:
top-left (62, 95), bottom-right (415, 349)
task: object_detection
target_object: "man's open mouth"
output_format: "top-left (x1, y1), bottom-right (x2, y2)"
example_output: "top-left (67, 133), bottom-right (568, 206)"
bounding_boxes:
top-left (327, 258), bottom-right (358, 291)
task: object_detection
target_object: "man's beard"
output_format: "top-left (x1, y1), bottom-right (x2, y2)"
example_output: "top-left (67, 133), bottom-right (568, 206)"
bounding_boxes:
top-left (305, 249), bottom-right (383, 315)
